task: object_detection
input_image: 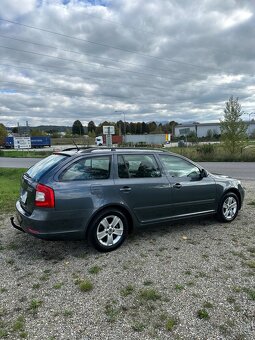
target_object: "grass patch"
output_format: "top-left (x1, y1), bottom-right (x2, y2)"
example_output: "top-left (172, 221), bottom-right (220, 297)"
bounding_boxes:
top-left (0, 328), bottom-right (8, 337)
top-left (174, 284), bottom-right (185, 291)
top-left (12, 316), bottom-right (25, 332)
top-left (143, 280), bottom-right (153, 286)
top-left (243, 288), bottom-right (255, 300)
top-left (166, 144), bottom-right (255, 162)
top-left (120, 284), bottom-right (134, 297)
top-left (165, 318), bottom-right (177, 331)
top-left (226, 296), bottom-right (236, 304)
top-left (197, 309), bottom-right (209, 319)
top-left (0, 150), bottom-right (51, 158)
top-left (32, 283), bottom-right (40, 289)
top-left (246, 261), bottom-right (255, 269)
top-left (53, 283), bottom-right (63, 289)
top-left (132, 322), bottom-right (145, 332)
top-left (139, 288), bottom-right (161, 301)
top-left (203, 301), bottom-right (213, 308)
top-left (105, 303), bottom-right (119, 323)
top-left (88, 266), bottom-right (102, 274)
top-left (75, 279), bottom-right (93, 292)
top-left (0, 168), bottom-right (26, 213)
top-left (63, 310), bottom-right (73, 317)
top-left (29, 299), bottom-right (42, 311)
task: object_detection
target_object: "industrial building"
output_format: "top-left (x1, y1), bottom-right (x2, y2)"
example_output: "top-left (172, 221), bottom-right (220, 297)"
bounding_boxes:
top-left (174, 121), bottom-right (255, 138)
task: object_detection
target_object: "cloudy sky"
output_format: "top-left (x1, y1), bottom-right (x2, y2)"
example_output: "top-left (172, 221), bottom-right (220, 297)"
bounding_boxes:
top-left (0, 0), bottom-right (254, 127)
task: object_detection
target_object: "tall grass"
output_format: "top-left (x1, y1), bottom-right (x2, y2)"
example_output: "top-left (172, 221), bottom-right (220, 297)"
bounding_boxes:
top-left (0, 168), bottom-right (26, 213)
top-left (167, 144), bottom-right (255, 162)
top-left (0, 150), bottom-right (52, 158)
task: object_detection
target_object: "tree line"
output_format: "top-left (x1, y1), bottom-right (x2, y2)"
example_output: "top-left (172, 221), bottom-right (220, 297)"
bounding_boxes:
top-left (72, 120), bottom-right (177, 136)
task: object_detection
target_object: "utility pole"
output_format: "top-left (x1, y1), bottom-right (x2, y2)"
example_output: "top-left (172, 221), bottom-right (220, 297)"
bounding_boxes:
top-left (115, 111), bottom-right (126, 143)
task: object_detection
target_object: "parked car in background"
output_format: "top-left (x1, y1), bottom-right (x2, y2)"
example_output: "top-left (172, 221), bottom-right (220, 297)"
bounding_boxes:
top-left (11, 148), bottom-right (245, 252)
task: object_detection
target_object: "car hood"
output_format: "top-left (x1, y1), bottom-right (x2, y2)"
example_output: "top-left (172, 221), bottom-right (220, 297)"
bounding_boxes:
top-left (210, 172), bottom-right (240, 183)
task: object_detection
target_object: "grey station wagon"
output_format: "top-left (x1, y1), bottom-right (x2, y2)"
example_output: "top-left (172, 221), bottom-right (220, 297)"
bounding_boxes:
top-left (11, 148), bottom-right (245, 252)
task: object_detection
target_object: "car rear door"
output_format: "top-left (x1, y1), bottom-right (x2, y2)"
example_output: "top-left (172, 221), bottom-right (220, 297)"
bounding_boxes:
top-left (114, 153), bottom-right (172, 224)
top-left (54, 154), bottom-right (115, 213)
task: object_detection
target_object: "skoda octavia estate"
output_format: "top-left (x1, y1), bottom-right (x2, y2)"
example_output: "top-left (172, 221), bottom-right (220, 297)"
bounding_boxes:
top-left (11, 148), bottom-right (245, 252)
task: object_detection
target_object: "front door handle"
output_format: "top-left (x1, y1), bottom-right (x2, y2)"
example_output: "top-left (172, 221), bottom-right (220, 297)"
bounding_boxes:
top-left (173, 183), bottom-right (182, 189)
top-left (120, 186), bottom-right (131, 192)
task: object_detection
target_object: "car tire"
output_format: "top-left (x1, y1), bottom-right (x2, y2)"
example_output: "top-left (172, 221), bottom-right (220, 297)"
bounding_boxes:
top-left (88, 209), bottom-right (128, 252)
top-left (217, 192), bottom-right (239, 222)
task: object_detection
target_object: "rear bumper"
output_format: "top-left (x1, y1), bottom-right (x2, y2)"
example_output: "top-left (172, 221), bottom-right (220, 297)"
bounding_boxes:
top-left (11, 201), bottom-right (89, 240)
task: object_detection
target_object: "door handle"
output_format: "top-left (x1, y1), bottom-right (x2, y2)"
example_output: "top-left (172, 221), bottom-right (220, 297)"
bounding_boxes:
top-left (120, 186), bottom-right (131, 192)
top-left (173, 183), bottom-right (182, 189)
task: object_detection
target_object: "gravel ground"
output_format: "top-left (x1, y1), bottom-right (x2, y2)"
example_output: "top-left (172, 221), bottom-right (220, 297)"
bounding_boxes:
top-left (0, 181), bottom-right (255, 340)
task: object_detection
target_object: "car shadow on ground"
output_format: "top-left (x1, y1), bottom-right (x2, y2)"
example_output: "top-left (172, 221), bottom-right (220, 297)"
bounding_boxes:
top-left (5, 214), bottom-right (220, 263)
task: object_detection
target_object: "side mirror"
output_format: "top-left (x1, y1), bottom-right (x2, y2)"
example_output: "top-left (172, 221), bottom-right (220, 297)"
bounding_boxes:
top-left (200, 168), bottom-right (207, 178)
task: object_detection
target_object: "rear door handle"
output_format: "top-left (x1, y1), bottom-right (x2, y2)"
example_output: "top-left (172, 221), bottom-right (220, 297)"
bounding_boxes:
top-left (173, 183), bottom-right (182, 189)
top-left (120, 186), bottom-right (131, 192)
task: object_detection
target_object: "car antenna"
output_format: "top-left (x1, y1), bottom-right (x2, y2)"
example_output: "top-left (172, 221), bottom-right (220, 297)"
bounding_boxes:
top-left (72, 139), bottom-right (80, 151)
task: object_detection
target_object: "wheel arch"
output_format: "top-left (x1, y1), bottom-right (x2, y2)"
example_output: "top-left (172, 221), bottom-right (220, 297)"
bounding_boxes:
top-left (85, 204), bottom-right (134, 239)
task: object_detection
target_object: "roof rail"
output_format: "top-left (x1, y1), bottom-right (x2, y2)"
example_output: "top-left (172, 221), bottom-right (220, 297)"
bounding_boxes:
top-left (62, 146), bottom-right (166, 153)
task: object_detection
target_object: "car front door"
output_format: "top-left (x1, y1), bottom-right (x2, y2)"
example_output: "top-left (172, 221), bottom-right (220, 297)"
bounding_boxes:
top-left (158, 154), bottom-right (216, 218)
top-left (114, 153), bottom-right (172, 224)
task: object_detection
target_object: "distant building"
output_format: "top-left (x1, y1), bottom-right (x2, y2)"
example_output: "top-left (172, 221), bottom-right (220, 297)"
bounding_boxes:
top-left (174, 121), bottom-right (255, 138)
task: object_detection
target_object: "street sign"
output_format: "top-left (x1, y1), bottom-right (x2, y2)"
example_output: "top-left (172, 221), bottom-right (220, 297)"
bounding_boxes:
top-left (105, 134), bottom-right (112, 147)
top-left (103, 126), bottom-right (115, 135)
top-left (14, 137), bottom-right (31, 149)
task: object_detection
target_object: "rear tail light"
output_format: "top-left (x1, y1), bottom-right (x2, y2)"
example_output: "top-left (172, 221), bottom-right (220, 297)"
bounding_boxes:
top-left (35, 184), bottom-right (55, 208)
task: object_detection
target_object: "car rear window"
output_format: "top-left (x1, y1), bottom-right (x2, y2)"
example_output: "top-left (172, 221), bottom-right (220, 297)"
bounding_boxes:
top-left (26, 154), bottom-right (68, 182)
top-left (60, 156), bottom-right (111, 181)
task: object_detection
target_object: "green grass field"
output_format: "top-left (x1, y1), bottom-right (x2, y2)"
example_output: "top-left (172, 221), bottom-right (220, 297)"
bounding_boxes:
top-left (0, 168), bottom-right (26, 214)
top-left (0, 150), bottom-right (52, 158)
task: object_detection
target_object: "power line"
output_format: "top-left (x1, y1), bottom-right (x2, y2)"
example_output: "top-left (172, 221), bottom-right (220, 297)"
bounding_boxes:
top-left (1, 44), bottom-right (246, 95)
top-left (0, 44), bottom-right (201, 83)
top-left (0, 34), bottom-right (201, 79)
top-left (0, 60), bottom-right (203, 94)
top-left (77, 11), bottom-right (237, 58)
top-left (0, 18), bottom-right (219, 71)
top-left (0, 77), bottom-right (238, 102)
top-left (0, 80), bottom-right (137, 99)
top-left (0, 57), bottom-right (245, 94)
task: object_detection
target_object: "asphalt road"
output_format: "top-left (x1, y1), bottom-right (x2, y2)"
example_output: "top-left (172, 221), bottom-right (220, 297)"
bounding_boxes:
top-left (0, 157), bottom-right (254, 180)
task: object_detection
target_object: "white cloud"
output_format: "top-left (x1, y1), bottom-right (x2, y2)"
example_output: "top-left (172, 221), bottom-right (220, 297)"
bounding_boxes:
top-left (0, 0), bottom-right (37, 19)
top-left (220, 9), bottom-right (253, 29)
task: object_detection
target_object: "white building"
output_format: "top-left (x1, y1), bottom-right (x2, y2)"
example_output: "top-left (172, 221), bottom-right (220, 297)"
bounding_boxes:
top-left (174, 121), bottom-right (255, 138)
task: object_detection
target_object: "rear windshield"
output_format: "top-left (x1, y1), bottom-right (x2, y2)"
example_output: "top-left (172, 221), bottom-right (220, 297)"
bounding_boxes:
top-left (26, 154), bottom-right (67, 182)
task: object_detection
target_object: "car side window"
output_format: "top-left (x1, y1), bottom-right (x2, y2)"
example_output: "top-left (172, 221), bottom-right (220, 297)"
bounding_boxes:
top-left (159, 155), bottom-right (200, 178)
top-left (60, 156), bottom-right (111, 181)
top-left (118, 154), bottom-right (161, 178)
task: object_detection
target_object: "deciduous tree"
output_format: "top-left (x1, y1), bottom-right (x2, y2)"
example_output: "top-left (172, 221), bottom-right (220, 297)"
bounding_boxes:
top-left (220, 96), bottom-right (247, 154)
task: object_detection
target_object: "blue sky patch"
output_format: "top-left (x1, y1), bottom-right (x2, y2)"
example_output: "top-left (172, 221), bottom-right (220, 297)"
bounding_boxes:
top-left (0, 89), bottom-right (17, 94)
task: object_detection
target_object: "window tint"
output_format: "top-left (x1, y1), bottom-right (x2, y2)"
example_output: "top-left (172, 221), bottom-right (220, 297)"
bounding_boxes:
top-left (60, 156), bottom-right (111, 181)
top-left (26, 154), bottom-right (67, 182)
top-left (118, 154), bottom-right (161, 178)
top-left (159, 155), bottom-right (200, 178)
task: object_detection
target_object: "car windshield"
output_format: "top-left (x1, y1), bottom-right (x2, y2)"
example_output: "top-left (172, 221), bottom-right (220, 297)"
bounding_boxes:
top-left (26, 154), bottom-right (67, 182)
